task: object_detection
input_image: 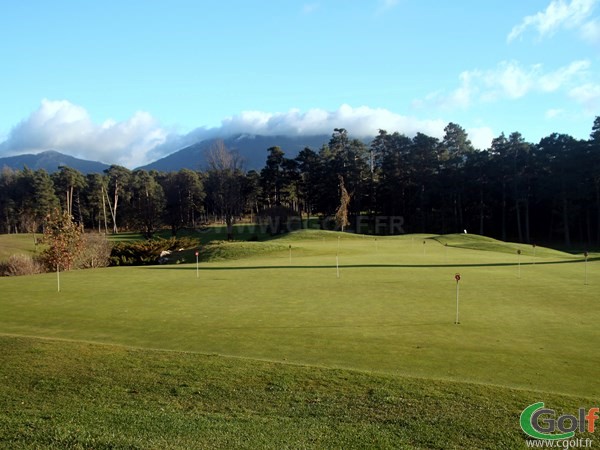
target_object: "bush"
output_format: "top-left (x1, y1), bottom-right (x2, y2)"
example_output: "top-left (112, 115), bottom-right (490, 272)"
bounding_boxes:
top-left (110, 236), bottom-right (200, 266)
top-left (0, 254), bottom-right (44, 277)
top-left (74, 233), bottom-right (113, 269)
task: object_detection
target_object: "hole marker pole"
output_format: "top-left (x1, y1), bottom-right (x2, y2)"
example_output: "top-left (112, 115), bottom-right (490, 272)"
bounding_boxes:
top-left (57, 263), bottom-right (60, 293)
top-left (517, 249), bottom-right (521, 278)
top-left (289, 244), bottom-right (292, 264)
top-left (336, 236), bottom-right (340, 278)
top-left (454, 273), bottom-right (461, 324)
top-left (532, 244), bottom-right (536, 265)
top-left (195, 250), bottom-right (199, 279)
top-left (584, 251), bottom-right (589, 285)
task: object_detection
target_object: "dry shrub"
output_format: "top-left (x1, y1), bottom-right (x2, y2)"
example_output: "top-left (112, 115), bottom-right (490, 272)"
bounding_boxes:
top-left (0, 254), bottom-right (44, 277)
top-left (74, 233), bottom-right (113, 269)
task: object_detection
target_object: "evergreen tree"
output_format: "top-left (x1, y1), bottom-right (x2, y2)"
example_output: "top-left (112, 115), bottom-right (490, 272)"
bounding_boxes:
top-left (130, 170), bottom-right (166, 238)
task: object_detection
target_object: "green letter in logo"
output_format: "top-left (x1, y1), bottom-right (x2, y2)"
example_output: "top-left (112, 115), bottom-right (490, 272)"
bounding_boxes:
top-left (520, 402), bottom-right (576, 440)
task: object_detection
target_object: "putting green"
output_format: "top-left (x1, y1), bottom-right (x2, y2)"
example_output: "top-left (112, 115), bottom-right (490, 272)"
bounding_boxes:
top-left (0, 231), bottom-right (597, 398)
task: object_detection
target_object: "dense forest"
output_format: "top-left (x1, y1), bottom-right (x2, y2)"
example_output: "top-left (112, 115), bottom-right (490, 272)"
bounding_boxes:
top-left (1, 117), bottom-right (599, 247)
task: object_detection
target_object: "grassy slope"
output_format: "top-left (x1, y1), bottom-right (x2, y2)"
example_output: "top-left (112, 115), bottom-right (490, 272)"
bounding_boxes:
top-left (0, 233), bottom-right (39, 261)
top-left (432, 233), bottom-right (578, 258)
top-left (0, 335), bottom-right (594, 450)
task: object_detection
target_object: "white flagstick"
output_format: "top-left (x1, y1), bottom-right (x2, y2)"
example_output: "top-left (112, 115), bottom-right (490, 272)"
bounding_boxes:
top-left (423, 240), bottom-right (426, 256)
top-left (584, 251), bottom-right (589, 285)
top-left (56, 263), bottom-right (60, 293)
top-left (532, 244), bottom-right (536, 265)
top-left (336, 236), bottom-right (340, 278)
top-left (195, 250), bottom-right (199, 279)
top-left (517, 249), bottom-right (521, 278)
top-left (454, 273), bottom-right (461, 324)
top-left (289, 244), bottom-right (292, 264)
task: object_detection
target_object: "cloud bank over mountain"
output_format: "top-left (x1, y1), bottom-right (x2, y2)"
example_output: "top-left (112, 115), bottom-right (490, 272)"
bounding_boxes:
top-left (0, 99), bottom-right (169, 168)
top-left (0, 100), bottom-right (494, 168)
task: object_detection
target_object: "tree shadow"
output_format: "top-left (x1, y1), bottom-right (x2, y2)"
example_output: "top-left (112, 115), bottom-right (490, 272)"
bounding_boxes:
top-left (144, 257), bottom-right (598, 271)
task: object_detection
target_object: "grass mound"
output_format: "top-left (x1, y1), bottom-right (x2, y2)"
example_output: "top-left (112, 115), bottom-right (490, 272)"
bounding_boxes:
top-left (274, 229), bottom-right (367, 241)
top-left (432, 233), bottom-right (575, 258)
top-left (199, 240), bottom-right (289, 262)
top-left (0, 234), bottom-right (39, 261)
top-left (0, 335), bottom-right (593, 449)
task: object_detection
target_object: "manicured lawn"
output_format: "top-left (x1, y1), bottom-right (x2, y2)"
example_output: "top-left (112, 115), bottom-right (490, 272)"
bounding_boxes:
top-left (0, 231), bottom-right (596, 398)
top-left (0, 230), bottom-right (598, 447)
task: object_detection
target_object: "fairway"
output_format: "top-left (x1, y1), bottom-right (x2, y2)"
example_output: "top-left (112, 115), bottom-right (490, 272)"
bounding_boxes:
top-left (0, 233), bottom-right (38, 261)
top-left (1, 231), bottom-right (597, 400)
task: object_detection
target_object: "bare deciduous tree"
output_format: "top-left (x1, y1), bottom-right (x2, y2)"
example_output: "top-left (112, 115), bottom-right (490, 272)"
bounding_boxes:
top-left (205, 141), bottom-right (246, 240)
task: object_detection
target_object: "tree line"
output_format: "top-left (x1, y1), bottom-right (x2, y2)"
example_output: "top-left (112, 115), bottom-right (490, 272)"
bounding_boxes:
top-left (1, 117), bottom-right (599, 247)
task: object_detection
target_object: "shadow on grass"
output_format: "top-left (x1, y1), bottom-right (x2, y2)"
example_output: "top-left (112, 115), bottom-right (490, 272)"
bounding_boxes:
top-left (196, 321), bottom-right (447, 331)
top-left (144, 257), bottom-right (598, 271)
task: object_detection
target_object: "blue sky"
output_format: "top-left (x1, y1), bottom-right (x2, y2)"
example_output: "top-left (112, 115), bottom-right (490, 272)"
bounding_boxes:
top-left (0, 0), bottom-right (598, 167)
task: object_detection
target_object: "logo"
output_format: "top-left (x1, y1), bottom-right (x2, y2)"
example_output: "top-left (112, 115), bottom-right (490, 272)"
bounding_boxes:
top-left (520, 402), bottom-right (599, 441)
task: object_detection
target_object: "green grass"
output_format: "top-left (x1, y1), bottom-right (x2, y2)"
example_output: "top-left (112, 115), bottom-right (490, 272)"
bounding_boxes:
top-left (433, 233), bottom-right (579, 258)
top-left (0, 335), bottom-right (594, 449)
top-left (0, 233), bottom-right (39, 261)
top-left (1, 230), bottom-right (599, 447)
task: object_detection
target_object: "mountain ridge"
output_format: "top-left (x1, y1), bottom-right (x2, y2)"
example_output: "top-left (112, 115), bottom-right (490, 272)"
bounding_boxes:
top-left (138, 134), bottom-right (331, 172)
top-left (0, 150), bottom-right (110, 174)
top-left (0, 134), bottom-right (335, 174)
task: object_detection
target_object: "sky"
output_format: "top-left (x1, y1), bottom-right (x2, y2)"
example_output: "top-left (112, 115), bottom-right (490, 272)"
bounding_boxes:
top-left (0, 0), bottom-right (598, 168)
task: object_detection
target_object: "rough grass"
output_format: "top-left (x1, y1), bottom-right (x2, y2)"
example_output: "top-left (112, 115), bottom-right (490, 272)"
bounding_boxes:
top-left (0, 335), bottom-right (594, 449)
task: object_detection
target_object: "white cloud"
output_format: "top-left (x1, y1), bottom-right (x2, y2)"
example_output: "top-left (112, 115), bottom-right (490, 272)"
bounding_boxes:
top-left (186, 104), bottom-right (447, 141)
top-left (0, 101), bottom-right (497, 166)
top-left (507, 0), bottom-right (599, 42)
top-left (416, 60), bottom-right (590, 109)
top-left (374, 0), bottom-right (400, 15)
top-left (0, 99), bottom-right (169, 168)
top-left (492, 62), bottom-right (536, 99)
top-left (569, 83), bottom-right (600, 111)
top-left (581, 17), bottom-right (600, 42)
top-left (539, 60), bottom-right (591, 90)
top-left (302, 3), bottom-right (319, 14)
top-left (169, 104), bottom-right (494, 150)
top-left (467, 126), bottom-right (496, 151)
top-left (545, 108), bottom-right (565, 118)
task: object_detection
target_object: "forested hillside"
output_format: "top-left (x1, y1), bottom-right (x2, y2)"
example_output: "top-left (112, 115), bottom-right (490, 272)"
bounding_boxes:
top-left (1, 118), bottom-right (599, 246)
